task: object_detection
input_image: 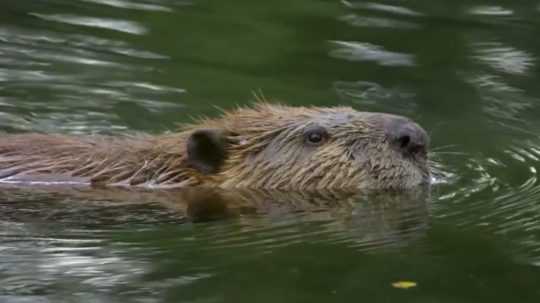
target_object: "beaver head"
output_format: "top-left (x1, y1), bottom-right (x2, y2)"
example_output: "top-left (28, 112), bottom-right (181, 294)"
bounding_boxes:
top-left (184, 104), bottom-right (429, 190)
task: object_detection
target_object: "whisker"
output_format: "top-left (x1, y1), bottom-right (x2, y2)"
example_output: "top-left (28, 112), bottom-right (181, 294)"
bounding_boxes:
top-left (426, 120), bottom-right (453, 137)
top-left (431, 151), bottom-right (467, 156)
top-left (431, 144), bottom-right (459, 152)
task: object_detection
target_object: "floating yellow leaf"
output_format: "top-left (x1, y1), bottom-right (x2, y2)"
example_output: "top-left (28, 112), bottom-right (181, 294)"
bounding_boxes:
top-left (392, 281), bottom-right (417, 289)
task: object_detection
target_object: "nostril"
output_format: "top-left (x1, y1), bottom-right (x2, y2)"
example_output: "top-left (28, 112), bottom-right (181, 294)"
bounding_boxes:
top-left (395, 133), bottom-right (422, 155)
top-left (398, 135), bottom-right (410, 149)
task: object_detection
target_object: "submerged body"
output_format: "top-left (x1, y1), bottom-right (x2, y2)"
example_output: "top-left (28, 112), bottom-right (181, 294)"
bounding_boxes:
top-left (0, 104), bottom-right (430, 190)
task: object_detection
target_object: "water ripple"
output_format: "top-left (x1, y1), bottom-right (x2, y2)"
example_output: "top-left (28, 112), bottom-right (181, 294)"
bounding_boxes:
top-left (81, 0), bottom-right (174, 12)
top-left (0, 22), bottom-right (182, 133)
top-left (329, 41), bottom-right (415, 66)
top-left (334, 80), bottom-right (417, 115)
top-left (342, 1), bottom-right (423, 16)
top-left (468, 6), bottom-right (514, 16)
top-left (433, 138), bottom-right (540, 265)
top-left (473, 41), bottom-right (535, 75)
top-left (30, 13), bottom-right (147, 35)
top-left (0, 28), bottom-right (166, 60)
top-left (339, 14), bottom-right (420, 29)
top-left (466, 73), bottom-right (537, 123)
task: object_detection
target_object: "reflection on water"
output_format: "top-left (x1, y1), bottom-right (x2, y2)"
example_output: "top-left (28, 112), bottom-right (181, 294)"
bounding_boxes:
top-left (0, 187), bottom-right (429, 300)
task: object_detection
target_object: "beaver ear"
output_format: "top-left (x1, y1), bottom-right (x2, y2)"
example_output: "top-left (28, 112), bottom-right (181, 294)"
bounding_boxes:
top-left (187, 129), bottom-right (228, 174)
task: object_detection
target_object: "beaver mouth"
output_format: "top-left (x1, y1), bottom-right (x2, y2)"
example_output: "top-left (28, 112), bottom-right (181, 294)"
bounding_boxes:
top-left (415, 158), bottom-right (432, 187)
top-left (391, 144), bottom-right (431, 188)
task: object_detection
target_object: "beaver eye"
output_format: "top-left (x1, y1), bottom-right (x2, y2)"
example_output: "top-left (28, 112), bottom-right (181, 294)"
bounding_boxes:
top-left (303, 125), bottom-right (328, 146)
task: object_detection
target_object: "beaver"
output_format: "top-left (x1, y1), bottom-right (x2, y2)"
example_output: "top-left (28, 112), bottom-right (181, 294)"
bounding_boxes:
top-left (0, 103), bottom-right (430, 190)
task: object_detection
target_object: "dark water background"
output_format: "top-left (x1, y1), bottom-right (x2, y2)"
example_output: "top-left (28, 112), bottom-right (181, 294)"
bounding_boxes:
top-left (2, 0), bottom-right (540, 302)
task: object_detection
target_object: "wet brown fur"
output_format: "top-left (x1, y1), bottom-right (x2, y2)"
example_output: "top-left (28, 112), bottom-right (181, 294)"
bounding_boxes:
top-left (0, 103), bottom-right (429, 190)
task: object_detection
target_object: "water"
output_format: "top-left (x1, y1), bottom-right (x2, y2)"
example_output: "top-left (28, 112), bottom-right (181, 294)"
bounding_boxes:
top-left (1, 0), bottom-right (540, 301)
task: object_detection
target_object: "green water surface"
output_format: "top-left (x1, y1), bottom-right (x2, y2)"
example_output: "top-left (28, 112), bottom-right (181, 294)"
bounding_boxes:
top-left (1, 0), bottom-right (540, 302)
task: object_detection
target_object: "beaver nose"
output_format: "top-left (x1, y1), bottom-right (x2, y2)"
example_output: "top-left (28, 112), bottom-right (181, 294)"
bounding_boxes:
top-left (385, 116), bottom-right (429, 156)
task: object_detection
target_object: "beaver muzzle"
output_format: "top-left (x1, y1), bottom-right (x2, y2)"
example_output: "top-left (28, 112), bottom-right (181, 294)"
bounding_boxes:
top-left (382, 115), bottom-right (429, 159)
